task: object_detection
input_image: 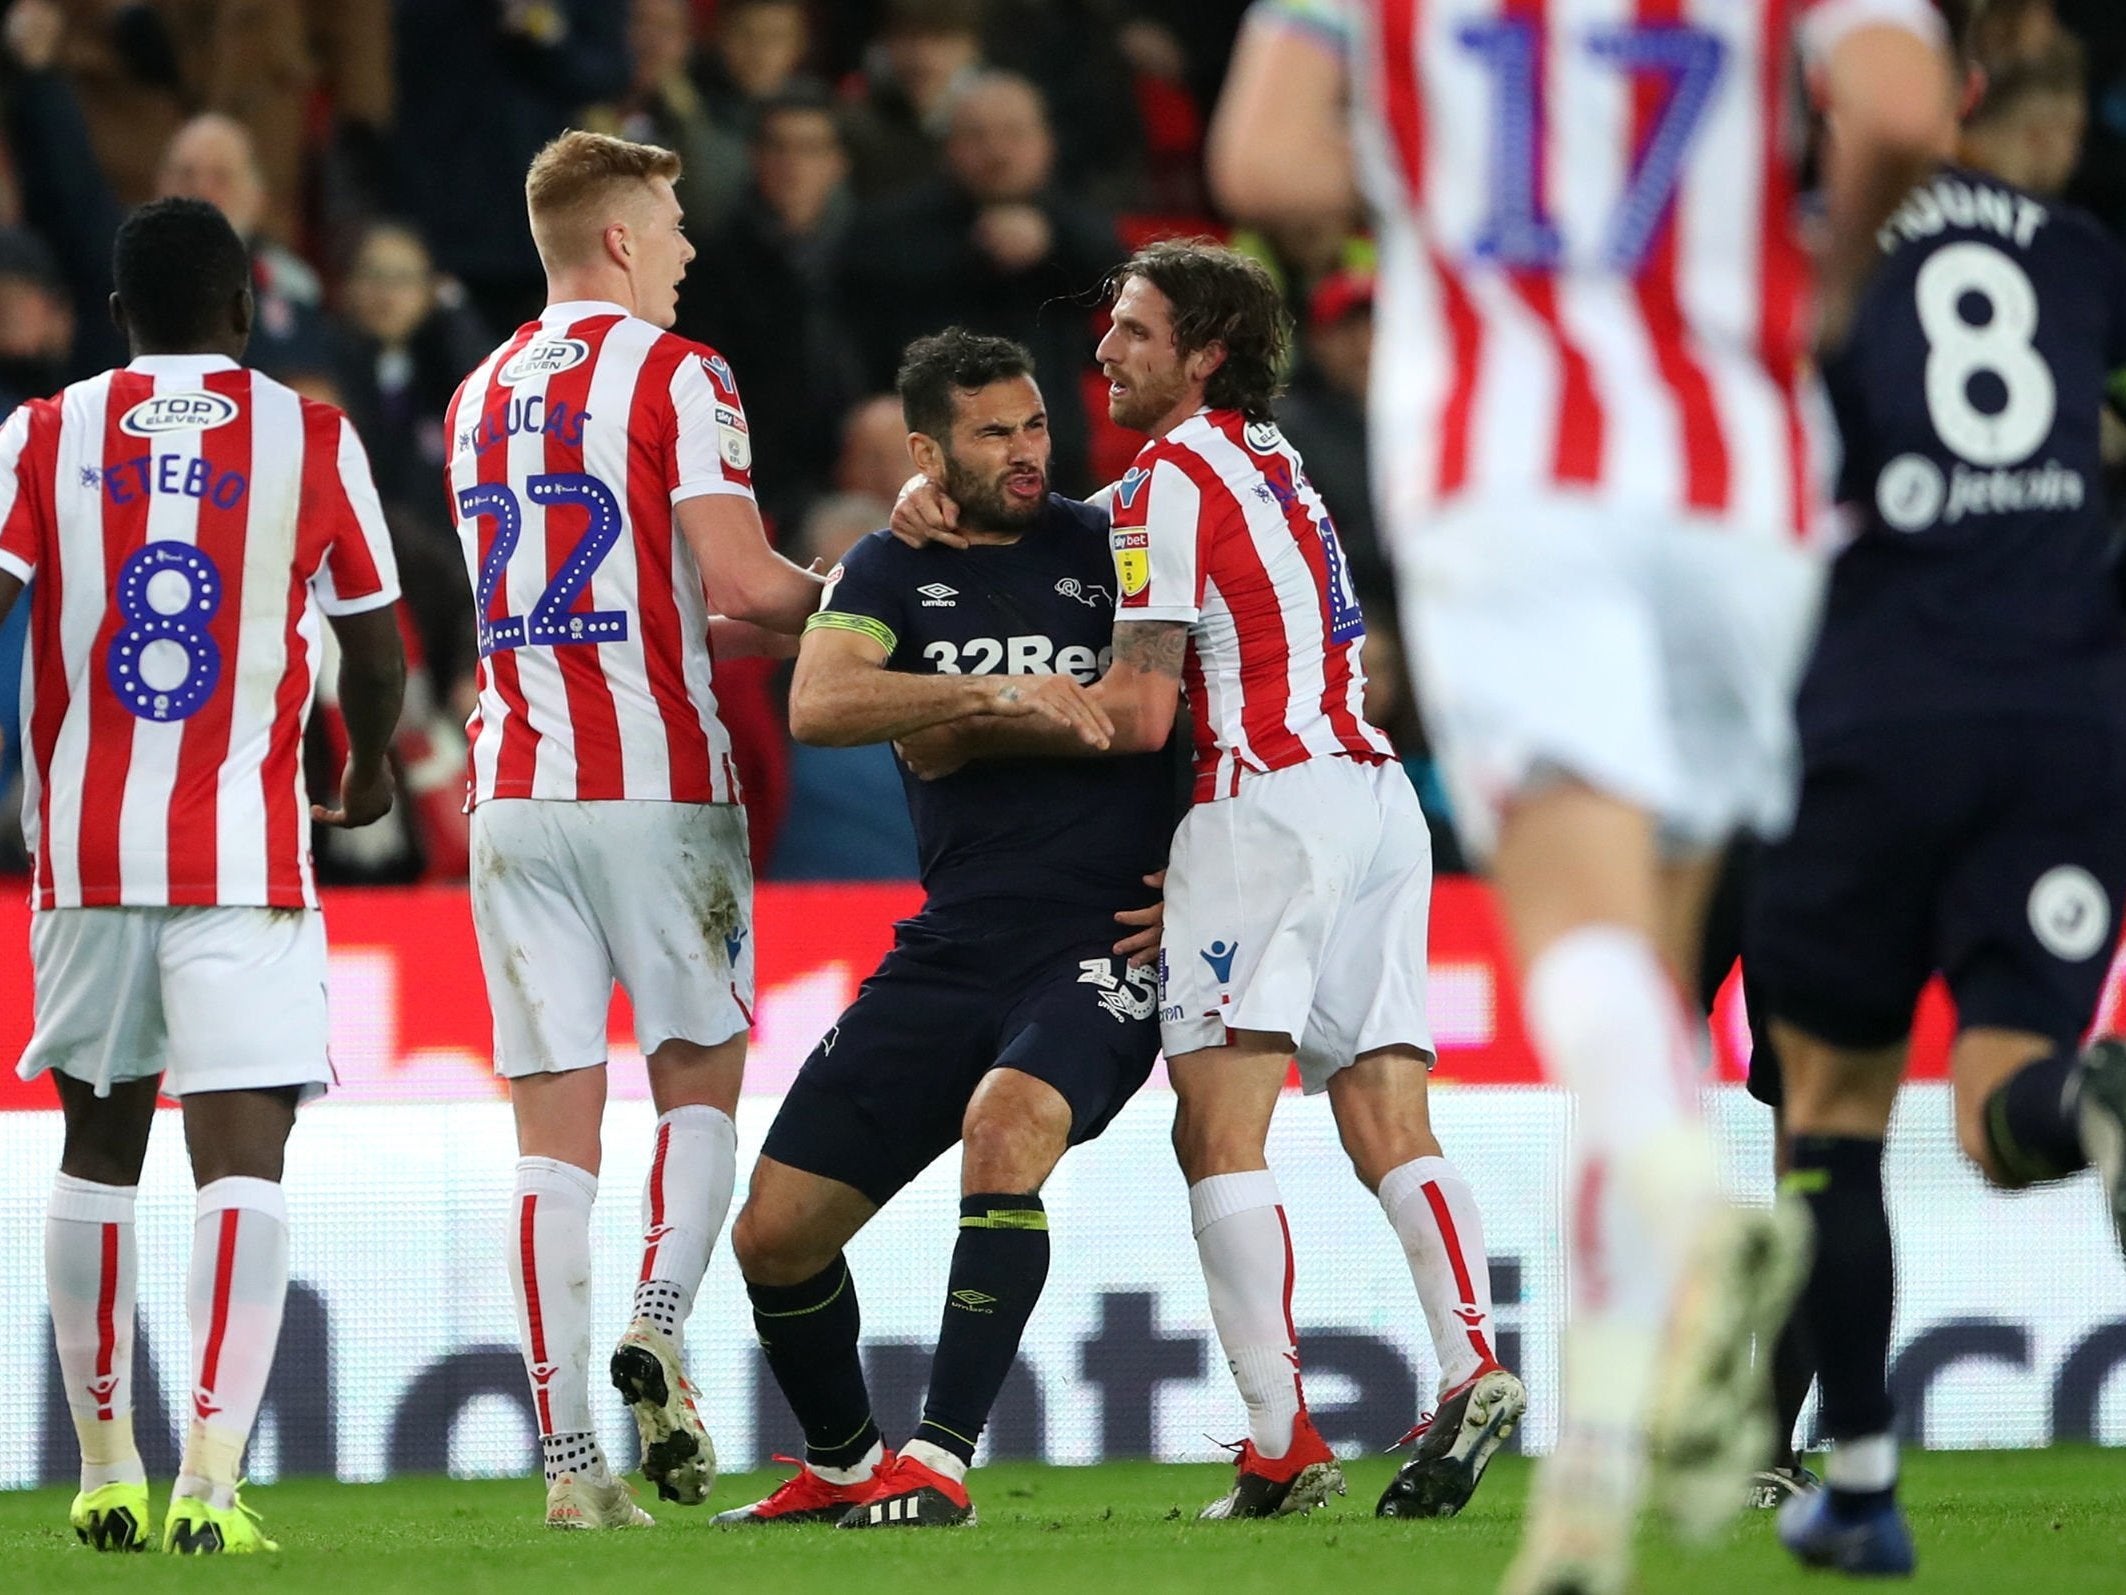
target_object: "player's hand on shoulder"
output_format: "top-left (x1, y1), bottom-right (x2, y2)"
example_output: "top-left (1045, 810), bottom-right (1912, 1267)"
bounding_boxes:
top-left (987, 674), bottom-right (1113, 748)
top-left (1112, 869), bottom-right (1166, 967)
top-left (889, 474), bottom-right (966, 550)
top-left (312, 754), bottom-right (396, 829)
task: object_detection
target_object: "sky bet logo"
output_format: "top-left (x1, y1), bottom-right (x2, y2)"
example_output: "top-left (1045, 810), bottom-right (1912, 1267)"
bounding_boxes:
top-left (120, 392), bottom-right (239, 437)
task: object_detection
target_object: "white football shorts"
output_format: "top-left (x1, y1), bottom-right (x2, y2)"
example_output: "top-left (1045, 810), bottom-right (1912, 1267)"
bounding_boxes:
top-left (470, 798), bottom-right (756, 1077)
top-left (1158, 756), bottom-right (1434, 1091)
top-left (1395, 493), bottom-right (1826, 861)
top-left (17, 905), bottom-right (332, 1101)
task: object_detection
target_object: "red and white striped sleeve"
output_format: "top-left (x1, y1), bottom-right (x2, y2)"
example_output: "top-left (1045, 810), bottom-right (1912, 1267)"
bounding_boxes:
top-left (306, 403), bottom-right (402, 616)
top-left (0, 403), bottom-right (44, 585)
top-left (667, 344), bottom-right (757, 504)
top-left (1110, 452), bottom-right (1206, 624)
top-left (1798, 0), bottom-right (1946, 62)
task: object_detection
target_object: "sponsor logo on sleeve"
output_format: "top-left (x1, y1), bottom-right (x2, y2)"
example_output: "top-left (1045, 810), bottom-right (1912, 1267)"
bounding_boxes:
top-left (1243, 418), bottom-right (1283, 452)
top-left (715, 401), bottom-right (752, 470)
top-left (120, 391), bottom-right (240, 437)
top-left (1111, 529), bottom-right (1150, 601)
top-left (702, 352), bottom-right (738, 396)
top-left (1114, 465), bottom-right (1152, 511)
top-left (498, 336), bottom-right (591, 386)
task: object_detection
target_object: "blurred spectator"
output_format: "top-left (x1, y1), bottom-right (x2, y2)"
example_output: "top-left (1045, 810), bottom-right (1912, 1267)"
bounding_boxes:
top-left (4, 16), bottom-right (334, 385)
top-left (0, 227), bottom-right (72, 870)
top-left (0, 227), bottom-right (74, 409)
top-left (592, 0), bottom-right (749, 235)
top-left (837, 393), bottom-right (918, 500)
top-left (159, 115), bottom-right (334, 381)
top-left (1275, 268), bottom-right (1387, 599)
top-left (766, 492), bottom-right (920, 881)
top-left (841, 0), bottom-right (984, 199)
top-left (679, 84), bottom-right (861, 526)
top-left (839, 69), bottom-right (1120, 491)
top-left (696, 0), bottom-right (813, 136)
top-left (1964, 6), bottom-right (2088, 196)
top-left (982, 0), bottom-right (1144, 205)
top-left (327, 220), bottom-right (489, 695)
top-left (27, 0), bottom-right (391, 246)
top-left (388, 0), bottom-right (627, 338)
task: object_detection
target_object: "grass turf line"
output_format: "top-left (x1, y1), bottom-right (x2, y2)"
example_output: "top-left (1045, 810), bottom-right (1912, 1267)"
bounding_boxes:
top-left (4, 1450), bottom-right (2123, 1594)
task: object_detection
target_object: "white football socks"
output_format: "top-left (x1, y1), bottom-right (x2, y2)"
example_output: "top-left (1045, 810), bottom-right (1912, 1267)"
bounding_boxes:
top-left (1524, 924), bottom-right (1715, 1453)
top-left (178, 1177), bottom-right (289, 1509)
top-left (631, 1105), bottom-right (736, 1346)
top-left (508, 1157), bottom-right (607, 1484)
top-left (1190, 1170), bottom-right (1305, 1460)
top-left (46, 1174), bottom-right (145, 1493)
top-left (1377, 1156), bottom-right (1498, 1394)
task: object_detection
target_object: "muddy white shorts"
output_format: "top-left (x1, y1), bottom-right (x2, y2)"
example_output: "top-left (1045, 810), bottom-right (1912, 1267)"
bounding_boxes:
top-left (1158, 756), bottom-right (1433, 1091)
top-left (1395, 493), bottom-right (1826, 860)
top-left (470, 799), bottom-right (755, 1077)
top-left (17, 905), bottom-right (332, 1101)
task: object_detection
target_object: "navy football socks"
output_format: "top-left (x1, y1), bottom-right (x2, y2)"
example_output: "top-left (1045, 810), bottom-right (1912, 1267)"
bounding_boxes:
top-left (1984, 1048), bottom-right (2088, 1185)
top-left (1785, 1135), bottom-right (1896, 1503)
top-left (747, 1256), bottom-right (882, 1471)
top-left (913, 1193), bottom-right (1051, 1466)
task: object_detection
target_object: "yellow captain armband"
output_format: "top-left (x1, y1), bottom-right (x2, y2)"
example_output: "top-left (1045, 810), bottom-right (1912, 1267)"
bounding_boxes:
top-left (805, 610), bottom-right (898, 653)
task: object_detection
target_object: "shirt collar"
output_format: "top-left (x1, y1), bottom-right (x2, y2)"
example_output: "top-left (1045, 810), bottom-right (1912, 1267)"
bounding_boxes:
top-left (540, 299), bottom-right (631, 324)
top-left (124, 354), bottom-right (242, 377)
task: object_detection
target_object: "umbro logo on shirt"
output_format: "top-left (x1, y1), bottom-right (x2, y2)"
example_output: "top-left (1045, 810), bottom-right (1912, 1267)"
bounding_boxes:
top-left (917, 583), bottom-right (958, 607)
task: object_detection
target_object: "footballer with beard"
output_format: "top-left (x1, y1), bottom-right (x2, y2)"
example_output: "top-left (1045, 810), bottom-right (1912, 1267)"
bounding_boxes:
top-left (715, 328), bottom-right (1184, 1529)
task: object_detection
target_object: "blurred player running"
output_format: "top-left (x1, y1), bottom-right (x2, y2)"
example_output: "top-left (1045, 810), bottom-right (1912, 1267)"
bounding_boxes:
top-left (448, 131), bottom-right (823, 1530)
top-left (1748, 12), bottom-right (2126, 1573)
top-left (1209, 2), bottom-right (1954, 1589)
top-left (715, 329), bottom-right (1170, 1531)
top-left (1, 197), bottom-right (406, 1553)
top-left (900, 242), bottom-right (1527, 1522)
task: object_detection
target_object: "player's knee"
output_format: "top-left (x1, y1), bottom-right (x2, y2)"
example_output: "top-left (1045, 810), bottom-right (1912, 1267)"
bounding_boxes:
top-left (731, 1198), bottom-right (838, 1286)
top-left (960, 1108), bottom-right (1064, 1193)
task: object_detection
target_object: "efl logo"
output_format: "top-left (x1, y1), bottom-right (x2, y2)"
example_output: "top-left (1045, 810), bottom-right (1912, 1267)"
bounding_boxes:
top-left (499, 337), bottom-right (591, 386)
top-left (120, 391), bottom-right (240, 437)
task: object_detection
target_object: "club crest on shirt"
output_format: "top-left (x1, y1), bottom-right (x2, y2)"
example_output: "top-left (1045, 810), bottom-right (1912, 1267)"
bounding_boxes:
top-left (498, 336), bottom-right (590, 385)
top-left (1110, 528), bottom-right (1150, 598)
top-left (120, 391), bottom-right (239, 437)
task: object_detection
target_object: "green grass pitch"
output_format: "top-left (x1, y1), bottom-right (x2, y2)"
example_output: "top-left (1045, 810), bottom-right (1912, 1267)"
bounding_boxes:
top-left (5, 1451), bottom-right (2124, 1594)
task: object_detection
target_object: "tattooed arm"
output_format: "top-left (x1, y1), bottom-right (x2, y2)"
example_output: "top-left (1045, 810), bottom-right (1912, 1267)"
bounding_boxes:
top-left (896, 620), bottom-right (1186, 776)
top-left (1087, 620), bottom-right (1187, 753)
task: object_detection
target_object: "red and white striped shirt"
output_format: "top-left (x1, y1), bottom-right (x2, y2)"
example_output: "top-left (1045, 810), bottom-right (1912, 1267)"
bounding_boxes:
top-left (0, 355), bottom-right (400, 910)
top-left (1110, 409), bottom-right (1395, 803)
top-left (448, 301), bottom-right (756, 807)
top-left (1266, 0), bottom-right (1942, 541)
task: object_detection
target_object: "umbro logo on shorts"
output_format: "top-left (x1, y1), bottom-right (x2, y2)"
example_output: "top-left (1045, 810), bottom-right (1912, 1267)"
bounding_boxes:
top-left (917, 583), bottom-right (958, 607)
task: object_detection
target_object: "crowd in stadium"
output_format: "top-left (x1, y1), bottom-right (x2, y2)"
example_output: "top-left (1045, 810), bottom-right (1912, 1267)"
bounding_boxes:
top-left (0, 0), bottom-right (2117, 888)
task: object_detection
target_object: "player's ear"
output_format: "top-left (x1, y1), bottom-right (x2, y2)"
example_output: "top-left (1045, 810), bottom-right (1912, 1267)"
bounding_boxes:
top-left (1188, 339), bottom-right (1228, 388)
top-left (908, 431), bottom-right (946, 482)
top-left (107, 292), bottom-right (127, 338)
top-left (230, 284), bottom-right (255, 346)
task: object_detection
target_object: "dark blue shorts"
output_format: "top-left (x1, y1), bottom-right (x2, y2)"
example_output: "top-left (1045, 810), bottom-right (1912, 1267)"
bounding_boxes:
top-left (759, 908), bottom-right (1161, 1207)
top-left (1748, 717), bottom-right (2126, 1058)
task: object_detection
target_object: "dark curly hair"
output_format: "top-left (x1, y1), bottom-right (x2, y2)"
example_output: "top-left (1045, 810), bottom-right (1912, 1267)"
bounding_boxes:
top-left (896, 326), bottom-right (1038, 438)
top-left (1108, 240), bottom-right (1290, 421)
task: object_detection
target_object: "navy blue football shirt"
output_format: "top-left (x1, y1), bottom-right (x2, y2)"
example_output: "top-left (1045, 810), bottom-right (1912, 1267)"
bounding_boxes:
top-left (807, 495), bottom-right (1182, 916)
top-left (1806, 166), bottom-right (2126, 741)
